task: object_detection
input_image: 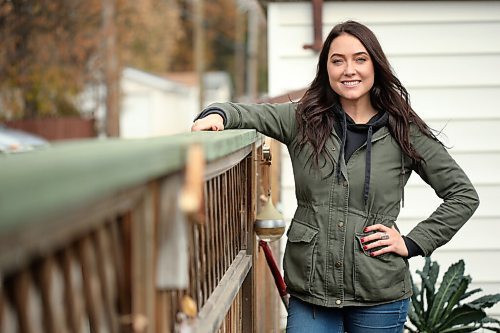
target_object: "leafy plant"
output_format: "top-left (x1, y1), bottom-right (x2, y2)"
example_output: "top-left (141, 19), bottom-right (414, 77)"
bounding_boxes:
top-left (406, 257), bottom-right (500, 332)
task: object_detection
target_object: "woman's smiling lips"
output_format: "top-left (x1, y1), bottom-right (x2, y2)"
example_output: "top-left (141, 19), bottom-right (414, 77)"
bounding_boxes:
top-left (342, 80), bottom-right (361, 87)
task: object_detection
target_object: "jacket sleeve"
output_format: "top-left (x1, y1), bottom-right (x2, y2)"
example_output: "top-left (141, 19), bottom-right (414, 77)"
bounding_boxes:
top-left (201, 102), bottom-right (297, 145)
top-left (405, 127), bottom-right (480, 256)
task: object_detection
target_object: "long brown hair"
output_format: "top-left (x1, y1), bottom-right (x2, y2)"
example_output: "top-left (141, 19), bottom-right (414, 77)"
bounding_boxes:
top-left (296, 20), bottom-right (433, 167)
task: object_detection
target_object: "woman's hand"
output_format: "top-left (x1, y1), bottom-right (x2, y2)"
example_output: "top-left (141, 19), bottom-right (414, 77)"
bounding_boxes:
top-left (361, 224), bottom-right (409, 257)
top-left (191, 114), bottom-right (224, 132)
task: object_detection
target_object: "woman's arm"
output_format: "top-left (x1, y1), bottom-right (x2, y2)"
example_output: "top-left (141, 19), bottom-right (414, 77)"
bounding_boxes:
top-left (405, 127), bottom-right (480, 256)
top-left (192, 102), bottom-right (297, 145)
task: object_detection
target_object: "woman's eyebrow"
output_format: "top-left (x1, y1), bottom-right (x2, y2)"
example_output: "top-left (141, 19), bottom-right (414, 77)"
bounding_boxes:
top-left (331, 51), bottom-right (369, 58)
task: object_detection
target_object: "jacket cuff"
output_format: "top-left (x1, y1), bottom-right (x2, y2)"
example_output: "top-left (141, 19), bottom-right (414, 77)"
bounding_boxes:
top-left (194, 107), bottom-right (227, 126)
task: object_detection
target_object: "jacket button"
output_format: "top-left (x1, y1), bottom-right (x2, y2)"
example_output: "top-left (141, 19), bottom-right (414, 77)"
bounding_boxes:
top-left (338, 222), bottom-right (344, 228)
top-left (335, 300), bottom-right (342, 305)
top-left (343, 181), bottom-right (348, 187)
top-left (335, 261), bottom-right (342, 268)
top-left (332, 147), bottom-right (336, 151)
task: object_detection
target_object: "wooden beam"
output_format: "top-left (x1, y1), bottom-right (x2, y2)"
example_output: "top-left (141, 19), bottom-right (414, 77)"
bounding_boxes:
top-left (156, 174), bottom-right (189, 290)
top-left (0, 186), bottom-right (146, 275)
top-left (204, 146), bottom-right (251, 181)
top-left (131, 184), bottom-right (157, 333)
top-left (58, 249), bottom-right (84, 333)
top-left (191, 251), bottom-right (251, 333)
top-left (194, 0), bottom-right (205, 109)
top-left (303, 0), bottom-right (323, 52)
top-left (94, 227), bottom-right (120, 333)
top-left (37, 257), bottom-right (65, 333)
top-left (78, 236), bottom-right (107, 333)
top-left (102, 0), bottom-right (120, 137)
top-left (0, 129), bottom-right (259, 226)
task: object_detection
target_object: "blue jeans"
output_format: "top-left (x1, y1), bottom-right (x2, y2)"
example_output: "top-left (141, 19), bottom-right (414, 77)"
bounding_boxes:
top-left (286, 296), bottom-right (409, 333)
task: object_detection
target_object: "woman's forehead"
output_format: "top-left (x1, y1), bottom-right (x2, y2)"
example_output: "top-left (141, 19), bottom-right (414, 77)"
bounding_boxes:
top-left (329, 34), bottom-right (368, 56)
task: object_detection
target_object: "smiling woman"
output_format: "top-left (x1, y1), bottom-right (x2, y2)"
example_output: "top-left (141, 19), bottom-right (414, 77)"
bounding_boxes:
top-left (191, 20), bottom-right (479, 333)
top-left (327, 34), bottom-right (376, 123)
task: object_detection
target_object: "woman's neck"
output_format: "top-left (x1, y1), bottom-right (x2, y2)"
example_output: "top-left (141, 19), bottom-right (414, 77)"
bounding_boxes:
top-left (340, 98), bottom-right (377, 124)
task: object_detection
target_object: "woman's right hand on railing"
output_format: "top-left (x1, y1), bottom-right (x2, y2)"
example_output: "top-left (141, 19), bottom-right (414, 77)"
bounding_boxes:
top-left (191, 114), bottom-right (225, 132)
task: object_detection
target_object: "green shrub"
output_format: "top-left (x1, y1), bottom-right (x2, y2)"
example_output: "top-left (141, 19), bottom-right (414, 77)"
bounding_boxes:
top-left (406, 257), bottom-right (500, 332)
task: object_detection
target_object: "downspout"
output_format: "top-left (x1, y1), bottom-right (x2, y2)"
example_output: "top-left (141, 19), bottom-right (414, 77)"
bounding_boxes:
top-left (303, 0), bottom-right (323, 52)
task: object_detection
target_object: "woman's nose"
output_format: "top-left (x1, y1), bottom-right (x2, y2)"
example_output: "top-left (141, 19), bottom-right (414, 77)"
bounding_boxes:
top-left (344, 62), bottom-right (356, 75)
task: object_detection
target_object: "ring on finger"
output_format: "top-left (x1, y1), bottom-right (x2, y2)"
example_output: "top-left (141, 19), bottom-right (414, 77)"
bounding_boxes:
top-left (380, 232), bottom-right (389, 240)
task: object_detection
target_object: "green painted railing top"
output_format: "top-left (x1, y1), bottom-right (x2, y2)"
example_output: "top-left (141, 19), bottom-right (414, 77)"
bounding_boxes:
top-left (0, 129), bottom-right (258, 230)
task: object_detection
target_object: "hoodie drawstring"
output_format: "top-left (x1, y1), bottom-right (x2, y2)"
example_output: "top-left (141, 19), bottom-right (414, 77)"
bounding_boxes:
top-left (363, 126), bottom-right (373, 206)
top-left (400, 153), bottom-right (405, 208)
top-left (336, 109), bottom-right (347, 185)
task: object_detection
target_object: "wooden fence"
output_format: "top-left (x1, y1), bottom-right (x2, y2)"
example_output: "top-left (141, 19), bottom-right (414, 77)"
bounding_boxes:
top-left (5, 117), bottom-right (96, 141)
top-left (0, 130), bottom-right (282, 333)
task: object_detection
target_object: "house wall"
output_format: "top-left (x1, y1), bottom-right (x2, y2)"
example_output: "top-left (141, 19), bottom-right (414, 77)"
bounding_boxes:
top-left (268, 0), bottom-right (500, 322)
top-left (120, 68), bottom-right (198, 138)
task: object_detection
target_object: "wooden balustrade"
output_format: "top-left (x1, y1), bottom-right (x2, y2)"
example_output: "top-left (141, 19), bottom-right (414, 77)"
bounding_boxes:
top-left (0, 130), bottom-right (282, 333)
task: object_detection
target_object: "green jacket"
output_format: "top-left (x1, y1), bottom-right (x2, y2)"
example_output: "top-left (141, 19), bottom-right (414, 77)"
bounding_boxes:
top-left (208, 101), bottom-right (479, 308)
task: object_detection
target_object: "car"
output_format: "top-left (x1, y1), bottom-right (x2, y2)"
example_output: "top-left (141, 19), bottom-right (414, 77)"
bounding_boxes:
top-left (0, 125), bottom-right (50, 153)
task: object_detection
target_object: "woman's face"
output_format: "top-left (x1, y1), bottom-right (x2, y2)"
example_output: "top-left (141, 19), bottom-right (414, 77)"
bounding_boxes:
top-left (327, 33), bottom-right (375, 105)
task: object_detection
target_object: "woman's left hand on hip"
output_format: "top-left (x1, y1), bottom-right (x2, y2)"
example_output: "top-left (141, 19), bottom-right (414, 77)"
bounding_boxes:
top-left (360, 224), bottom-right (409, 257)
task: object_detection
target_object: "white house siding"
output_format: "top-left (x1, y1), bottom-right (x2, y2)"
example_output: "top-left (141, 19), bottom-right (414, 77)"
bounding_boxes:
top-left (269, 0), bottom-right (500, 323)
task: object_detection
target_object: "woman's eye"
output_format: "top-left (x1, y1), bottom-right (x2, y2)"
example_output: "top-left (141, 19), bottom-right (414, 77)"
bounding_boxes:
top-left (356, 58), bottom-right (367, 63)
top-left (332, 59), bottom-right (343, 64)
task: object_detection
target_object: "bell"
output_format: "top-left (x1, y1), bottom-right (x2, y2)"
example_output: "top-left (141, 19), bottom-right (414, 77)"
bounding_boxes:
top-left (254, 195), bottom-right (286, 242)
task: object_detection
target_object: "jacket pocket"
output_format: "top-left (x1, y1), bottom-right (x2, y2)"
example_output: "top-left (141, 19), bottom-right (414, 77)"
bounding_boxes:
top-left (353, 231), bottom-right (408, 302)
top-left (283, 219), bottom-right (319, 295)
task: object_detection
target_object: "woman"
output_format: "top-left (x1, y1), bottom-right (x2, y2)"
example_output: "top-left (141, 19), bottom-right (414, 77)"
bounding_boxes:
top-left (192, 21), bottom-right (479, 332)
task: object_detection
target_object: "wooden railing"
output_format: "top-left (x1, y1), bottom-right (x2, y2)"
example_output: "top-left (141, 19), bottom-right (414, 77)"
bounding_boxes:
top-left (0, 130), bottom-right (282, 333)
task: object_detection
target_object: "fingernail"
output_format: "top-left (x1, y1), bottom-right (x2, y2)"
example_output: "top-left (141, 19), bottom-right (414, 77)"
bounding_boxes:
top-left (370, 252), bottom-right (375, 257)
top-left (363, 227), bottom-right (369, 232)
top-left (363, 245), bottom-right (368, 250)
top-left (360, 238), bottom-right (365, 243)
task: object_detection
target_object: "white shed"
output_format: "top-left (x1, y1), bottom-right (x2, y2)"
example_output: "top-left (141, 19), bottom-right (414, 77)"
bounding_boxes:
top-left (268, 0), bottom-right (500, 323)
top-left (120, 67), bottom-right (198, 138)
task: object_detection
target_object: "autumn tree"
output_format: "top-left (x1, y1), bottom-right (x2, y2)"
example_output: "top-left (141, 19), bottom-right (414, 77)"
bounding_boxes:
top-left (117, 0), bottom-right (183, 73)
top-left (0, 0), bottom-right (103, 119)
top-left (171, 0), bottom-right (267, 99)
top-left (170, 0), bottom-right (239, 72)
top-left (0, 0), bottom-right (248, 119)
top-left (0, 0), bottom-right (184, 120)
